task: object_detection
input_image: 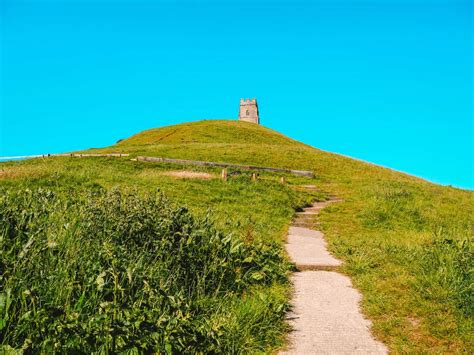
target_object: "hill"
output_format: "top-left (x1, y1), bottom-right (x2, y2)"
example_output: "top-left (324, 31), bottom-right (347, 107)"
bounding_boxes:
top-left (1, 120), bottom-right (472, 353)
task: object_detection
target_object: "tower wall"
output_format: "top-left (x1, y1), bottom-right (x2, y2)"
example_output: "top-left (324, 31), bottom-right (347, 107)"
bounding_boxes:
top-left (238, 98), bottom-right (259, 124)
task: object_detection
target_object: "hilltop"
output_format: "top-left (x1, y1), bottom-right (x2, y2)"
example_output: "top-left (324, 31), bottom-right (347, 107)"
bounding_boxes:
top-left (1, 120), bottom-right (472, 353)
top-left (117, 120), bottom-right (297, 146)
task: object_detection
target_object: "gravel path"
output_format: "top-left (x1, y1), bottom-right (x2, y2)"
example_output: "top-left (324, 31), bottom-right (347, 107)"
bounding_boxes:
top-left (281, 199), bottom-right (387, 354)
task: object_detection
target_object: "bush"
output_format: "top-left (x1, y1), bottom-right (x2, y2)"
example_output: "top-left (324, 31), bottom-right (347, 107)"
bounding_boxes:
top-left (0, 188), bottom-right (290, 353)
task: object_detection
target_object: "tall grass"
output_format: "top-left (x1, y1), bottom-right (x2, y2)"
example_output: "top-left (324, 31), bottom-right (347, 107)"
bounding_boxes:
top-left (360, 186), bottom-right (472, 317)
top-left (0, 187), bottom-right (291, 352)
top-left (415, 229), bottom-right (473, 317)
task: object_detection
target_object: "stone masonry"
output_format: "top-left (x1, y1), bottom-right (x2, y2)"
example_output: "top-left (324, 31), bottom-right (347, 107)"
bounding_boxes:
top-left (238, 98), bottom-right (259, 124)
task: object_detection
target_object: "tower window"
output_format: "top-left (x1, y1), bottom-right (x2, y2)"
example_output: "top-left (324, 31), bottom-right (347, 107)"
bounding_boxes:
top-left (246, 109), bottom-right (250, 116)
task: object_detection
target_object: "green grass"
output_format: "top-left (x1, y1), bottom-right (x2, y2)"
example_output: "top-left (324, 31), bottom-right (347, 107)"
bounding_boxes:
top-left (0, 157), bottom-right (319, 243)
top-left (0, 155), bottom-right (318, 352)
top-left (1, 119), bottom-right (473, 352)
top-left (0, 188), bottom-right (293, 352)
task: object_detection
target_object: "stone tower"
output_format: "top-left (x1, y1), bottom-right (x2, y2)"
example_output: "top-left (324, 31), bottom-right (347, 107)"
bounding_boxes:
top-left (238, 98), bottom-right (259, 124)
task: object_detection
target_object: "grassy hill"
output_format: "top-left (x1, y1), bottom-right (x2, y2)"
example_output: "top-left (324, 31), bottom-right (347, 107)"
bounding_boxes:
top-left (1, 120), bottom-right (472, 353)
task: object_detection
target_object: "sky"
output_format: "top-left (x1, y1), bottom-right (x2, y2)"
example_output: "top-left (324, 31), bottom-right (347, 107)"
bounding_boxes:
top-left (0, 0), bottom-right (472, 189)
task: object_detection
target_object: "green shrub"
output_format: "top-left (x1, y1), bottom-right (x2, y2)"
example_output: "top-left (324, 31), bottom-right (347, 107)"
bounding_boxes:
top-left (0, 188), bottom-right (290, 353)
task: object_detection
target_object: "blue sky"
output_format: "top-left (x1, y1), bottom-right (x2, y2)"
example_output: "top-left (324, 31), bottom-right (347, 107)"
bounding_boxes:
top-left (1, 0), bottom-right (472, 189)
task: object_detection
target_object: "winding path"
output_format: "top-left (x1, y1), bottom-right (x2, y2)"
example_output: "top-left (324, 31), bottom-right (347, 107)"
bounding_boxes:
top-left (281, 199), bottom-right (388, 354)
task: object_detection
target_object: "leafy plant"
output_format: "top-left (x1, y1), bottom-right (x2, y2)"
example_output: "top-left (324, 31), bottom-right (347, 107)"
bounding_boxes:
top-left (0, 188), bottom-right (291, 353)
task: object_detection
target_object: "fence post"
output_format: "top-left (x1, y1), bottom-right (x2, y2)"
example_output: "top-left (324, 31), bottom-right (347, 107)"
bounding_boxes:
top-left (221, 168), bottom-right (228, 181)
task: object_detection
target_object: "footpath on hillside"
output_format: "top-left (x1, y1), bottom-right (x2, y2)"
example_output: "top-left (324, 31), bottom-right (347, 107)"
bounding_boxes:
top-left (280, 196), bottom-right (388, 354)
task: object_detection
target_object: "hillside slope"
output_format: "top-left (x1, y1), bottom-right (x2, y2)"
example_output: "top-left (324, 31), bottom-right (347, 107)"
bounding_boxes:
top-left (2, 120), bottom-right (472, 352)
top-left (95, 120), bottom-right (444, 187)
top-left (90, 120), bottom-right (474, 352)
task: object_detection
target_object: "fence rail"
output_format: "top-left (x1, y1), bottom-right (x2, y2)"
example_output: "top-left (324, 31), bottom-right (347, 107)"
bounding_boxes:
top-left (0, 153), bottom-right (129, 161)
top-left (1, 153), bottom-right (314, 178)
top-left (136, 156), bottom-right (314, 178)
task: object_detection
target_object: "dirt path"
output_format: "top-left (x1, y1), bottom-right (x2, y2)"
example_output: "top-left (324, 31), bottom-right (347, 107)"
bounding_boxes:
top-left (281, 199), bottom-right (387, 354)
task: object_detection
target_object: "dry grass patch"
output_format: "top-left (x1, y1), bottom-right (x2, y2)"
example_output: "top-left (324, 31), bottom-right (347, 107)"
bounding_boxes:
top-left (0, 167), bottom-right (23, 179)
top-left (162, 170), bottom-right (215, 179)
top-left (0, 162), bottom-right (64, 182)
top-left (137, 169), bottom-right (215, 180)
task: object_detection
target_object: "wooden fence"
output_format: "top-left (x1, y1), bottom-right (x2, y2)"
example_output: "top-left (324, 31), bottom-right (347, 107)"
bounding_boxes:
top-left (136, 156), bottom-right (314, 178)
top-left (1, 153), bottom-right (314, 178)
top-left (0, 153), bottom-right (129, 161)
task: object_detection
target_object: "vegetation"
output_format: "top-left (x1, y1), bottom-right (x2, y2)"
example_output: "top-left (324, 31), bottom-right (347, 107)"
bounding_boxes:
top-left (0, 188), bottom-right (292, 352)
top-left (1, 119), bottom-right (473, 352)
top-left (0, 155), bottom-right (317, 352)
